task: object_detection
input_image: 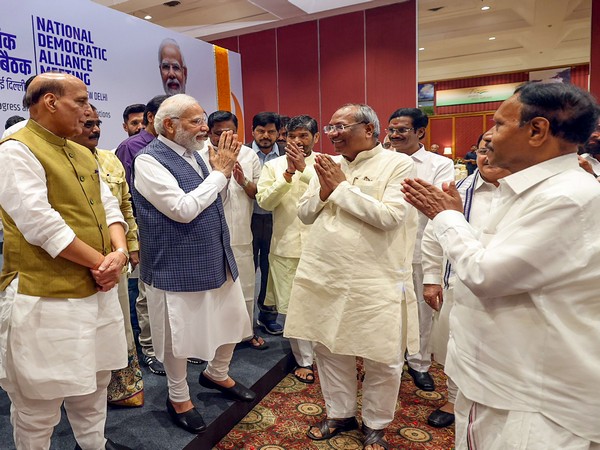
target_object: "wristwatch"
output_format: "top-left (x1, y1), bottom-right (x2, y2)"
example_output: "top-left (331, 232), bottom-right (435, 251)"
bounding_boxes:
top-left (115, 247), bottom-right (130, 266)
top-left (243, 177), bottom-right (251, 187)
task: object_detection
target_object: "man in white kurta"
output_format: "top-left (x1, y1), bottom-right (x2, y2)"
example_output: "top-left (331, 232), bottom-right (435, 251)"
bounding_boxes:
top-left (386, 108), bottom-right (454, 392)
top-left (403, 82), bottom-right (600, 449)
top-left (132, 95), bottom-right (253, 434)
top-left (256, 115), bottom-right (320, 382)
top-left (421, 132), bottom-right (510, 428)
top-left (0, 73), bottom-right (129, 450)
top-left (285, 104), bottom-right (418, 450)
top-left (200, 111), bottom-right (265, 349)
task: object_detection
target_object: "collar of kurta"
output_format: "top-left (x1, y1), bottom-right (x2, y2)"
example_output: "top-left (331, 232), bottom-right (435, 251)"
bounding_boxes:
top-left (344, 143), bottom-right (383, 166)
top-left (410, 144), bottom-right (428, 162)
top-left (25, 119), bottom-right (67, 147)
top-left (499, 153), bottom-right (579, 195)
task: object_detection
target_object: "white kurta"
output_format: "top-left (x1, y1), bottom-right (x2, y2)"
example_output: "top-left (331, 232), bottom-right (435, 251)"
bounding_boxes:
top-left (134, 136), bottom-right (251, 361)
top-left (0, 137), bottom-right (127, 399)
top-left (421, 173), bottom-right (497, 363)
top-left (433, 154), bottom-right (600, 442)
top-left (285, 144), bottom-right (419, 365)
top-left (200, 144), bottom-right (260, 303)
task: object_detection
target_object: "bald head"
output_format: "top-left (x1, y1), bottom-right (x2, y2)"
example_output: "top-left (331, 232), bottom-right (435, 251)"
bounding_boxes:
top-left (26, 73), bottom-right (90, 138)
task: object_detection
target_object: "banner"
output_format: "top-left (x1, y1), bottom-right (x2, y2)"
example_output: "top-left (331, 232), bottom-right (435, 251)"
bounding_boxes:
top-left (436, 82), bottom-right (522, 107)
top-left (0, 0), bottom-right (244, 149)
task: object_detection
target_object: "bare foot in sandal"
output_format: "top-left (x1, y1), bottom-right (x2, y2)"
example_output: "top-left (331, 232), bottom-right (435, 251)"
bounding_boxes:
top-left (293, 365), bottom-right (315, 384)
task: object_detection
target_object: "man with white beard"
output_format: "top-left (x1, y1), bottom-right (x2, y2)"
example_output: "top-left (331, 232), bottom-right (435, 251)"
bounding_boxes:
top-left (132, 94), bottom-right (255, 434)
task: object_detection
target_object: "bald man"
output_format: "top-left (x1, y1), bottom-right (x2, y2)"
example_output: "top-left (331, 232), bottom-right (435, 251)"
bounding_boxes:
top-left (0, 73), bottom-right (131, 450)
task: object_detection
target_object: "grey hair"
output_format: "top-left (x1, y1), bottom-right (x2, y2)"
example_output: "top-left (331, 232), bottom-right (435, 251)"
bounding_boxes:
top-left (158, 38), bottom-right (187, 67)
top-left (154, 94), bottom-right (198, 135)
top-left (340, 103), bottom-right (380, 138)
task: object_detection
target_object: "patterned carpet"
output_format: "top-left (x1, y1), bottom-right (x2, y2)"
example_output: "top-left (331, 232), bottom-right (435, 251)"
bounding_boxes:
top-left (215, 362), bottom-right (454, 450)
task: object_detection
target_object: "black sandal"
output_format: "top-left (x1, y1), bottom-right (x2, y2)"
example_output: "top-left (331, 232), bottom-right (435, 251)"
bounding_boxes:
top-left (306, 416), bottom-right (359, 441)
top-left (293, 364), bottom-right (315, 384)
top-left (362, 424), bottom-right (390, 450)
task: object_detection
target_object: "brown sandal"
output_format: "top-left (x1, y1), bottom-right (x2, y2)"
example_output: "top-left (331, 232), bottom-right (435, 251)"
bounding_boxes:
top-left (362, 424), bottom-right (390, 450)
top-left (306, 416), bottom-right (359, 441)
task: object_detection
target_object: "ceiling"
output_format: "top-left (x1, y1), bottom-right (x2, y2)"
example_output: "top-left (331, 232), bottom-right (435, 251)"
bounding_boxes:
top-left (92, 0), bottom-right (592, 81)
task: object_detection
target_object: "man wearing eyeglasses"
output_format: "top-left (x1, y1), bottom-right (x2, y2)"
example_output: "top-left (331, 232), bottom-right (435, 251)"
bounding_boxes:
top-left (132, 94), bottom-right (255, 434)
top-left (158, 38), bottom-right (187, 95)
top-left (72, 104), bottom-right (144, 408)
top-left (386, 108), bottom-right (454, 393)
top-left (285, 104), bottom-right (418, 450)
top-left (403, 82), bottom-right (600, 449)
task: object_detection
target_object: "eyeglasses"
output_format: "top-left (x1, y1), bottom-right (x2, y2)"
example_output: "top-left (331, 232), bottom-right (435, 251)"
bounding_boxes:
top-left (476, 148), bottom-right (489, 155)
top-left (171, 113), bottom-right (208, 126)
top-left (386, 127), bottom-right (414, 135)
top-left (323, 122), bottom-right (364, 134)
top-left (160, 62), bottom-right (183, 73)
top-left (211, 128), bottom-right (234, 136)
top-left (83, 120), bottom-right (102, 129)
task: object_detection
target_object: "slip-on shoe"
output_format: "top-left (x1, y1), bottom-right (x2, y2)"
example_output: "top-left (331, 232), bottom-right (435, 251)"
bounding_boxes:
top-left (407, 367), bottom-right (435, 391)
top-left (199, 371), bottom-right (256, 402)
top-left (166, 398), bottom-right (207, 434)
top-left (427, 408), bottom-right (455, 428)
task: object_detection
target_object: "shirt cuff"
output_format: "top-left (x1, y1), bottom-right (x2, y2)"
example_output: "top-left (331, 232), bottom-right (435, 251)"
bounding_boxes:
top-left (423, 274), bottom-right (442, 285)
top-left (327, 180), bottom-right (350, 203)
top-left (206, 170), bottom-right (228, 191)
top-left (42, 227), bottom-right (78, 259)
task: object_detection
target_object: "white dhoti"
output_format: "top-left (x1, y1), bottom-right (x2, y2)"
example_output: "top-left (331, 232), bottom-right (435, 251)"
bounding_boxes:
top-left (146, 273), bottom-right (251, 402)
top-left (0, 278), bottom-right (126, 449)
top-left (455, 391), bottom-right (600, 450)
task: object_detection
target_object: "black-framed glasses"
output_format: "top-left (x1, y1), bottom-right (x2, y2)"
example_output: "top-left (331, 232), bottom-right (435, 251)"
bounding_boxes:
top-left (386, 127), bottom-right (414, 135)
top-left (476, 148), bottom-right (489, 155)
top-left (323, 122), bottom-right (364, 134)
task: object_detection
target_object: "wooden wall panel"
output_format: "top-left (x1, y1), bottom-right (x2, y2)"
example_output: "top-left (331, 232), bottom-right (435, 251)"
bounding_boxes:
top-left (455, 115), bottom-right (486, 158)
top-left (429, 117), bottom-right (454, 156)
top-left (365, 2), bottom-right (416, 120)
top-left (276, 21), bottom-right (320, 136)
top-left (318, 12), bottom-right (366, 125)
top-left (591, 0), bottom-right (600, 99)
top-left (211, 37), bottom-right (239, 53)
top-left (238, 30), bottom-right (278, 142)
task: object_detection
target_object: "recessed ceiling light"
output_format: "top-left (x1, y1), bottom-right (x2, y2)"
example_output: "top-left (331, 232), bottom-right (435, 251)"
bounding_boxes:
top-left (144, 15), bottom-right (152, 20)
top-left (481, 6), bottom-right (491, 11)
top-left (488, 36), bottom-right (496, 40)
top-left (419, 47), bottom-right (425, 51)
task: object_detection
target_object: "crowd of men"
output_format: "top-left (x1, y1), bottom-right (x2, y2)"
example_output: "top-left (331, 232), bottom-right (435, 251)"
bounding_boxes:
top-left (0, 73), bottom-right (599, 450)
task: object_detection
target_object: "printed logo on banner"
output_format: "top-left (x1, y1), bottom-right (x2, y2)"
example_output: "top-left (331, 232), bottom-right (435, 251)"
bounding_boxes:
top-left (35, 16), bottom-right (109, 104)
top-left (0, 29), bottom-right (33, 113)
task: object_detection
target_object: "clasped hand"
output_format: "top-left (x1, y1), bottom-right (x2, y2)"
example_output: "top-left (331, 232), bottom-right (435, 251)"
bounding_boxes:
top-left (401, 178), bottom-right (463, 219)
top-left (315, 154), bottom-right (345, 201)
top-left (209, 130), bottom-right (241, 178)
top-left (90, 251), bottom-right (127, 292)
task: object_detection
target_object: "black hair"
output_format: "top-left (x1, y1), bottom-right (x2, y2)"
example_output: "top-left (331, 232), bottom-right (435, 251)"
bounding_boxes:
top-left (388, 107), bottom-right (429, 130)
top-left (287, 115), bottom-right (318, 135)
top-left (122, 103), bottom-right (145, 123)
top-left (4, 115), bottom-right (25, 129)
top-left (278, 115), bottom-right (290, 131)
top-left (514, 82), bottom-right (600, 145)
top-left (252, 111), bottom-right (280, 130)
top-left (208, 110), bottom-right (238, 129)
top-left (144, 95), bottom-right (170, 126)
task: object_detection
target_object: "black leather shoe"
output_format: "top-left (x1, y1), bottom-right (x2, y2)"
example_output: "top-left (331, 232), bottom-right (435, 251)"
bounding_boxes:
top-left (187, 358), bottom-right (205, 365)
top-left (427, 408), bottom-right (455, 428)
top-left (166, 398), bottom-right (207, 434)
top-left (75, 439), bottom-right (133, 450)
top-left (199, 371), bottom-right (256, 402)
top-left (407, 367), bottom-right (435, 391)
top-left (142, 355), bottom-right (166, 376)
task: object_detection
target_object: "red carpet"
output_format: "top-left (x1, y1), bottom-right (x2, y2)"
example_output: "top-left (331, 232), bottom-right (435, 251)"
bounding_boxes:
top-left (215, 362), bottom-right (454, 450)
